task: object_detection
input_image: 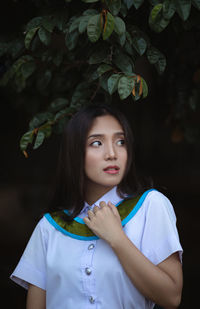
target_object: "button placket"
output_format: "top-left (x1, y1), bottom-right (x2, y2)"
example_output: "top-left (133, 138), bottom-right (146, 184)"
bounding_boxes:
top-left (89, 296), bottom-right (95, 304)
top-left (88, 243), bottom-right (95, 250)
top-left (80, 241), bottom-right (97, 306)
top-left (85, 267), bottom-right (92, 275)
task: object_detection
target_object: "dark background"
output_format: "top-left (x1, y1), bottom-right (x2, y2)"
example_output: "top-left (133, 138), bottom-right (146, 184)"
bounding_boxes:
top-left (1, 1), bottom-right (200, 308)
top-left (1, 93), bottom-right (199, 308)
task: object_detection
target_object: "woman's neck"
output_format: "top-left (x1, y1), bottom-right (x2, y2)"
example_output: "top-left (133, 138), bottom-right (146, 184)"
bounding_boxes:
top-left (85, 183), bottom-right (115, 206)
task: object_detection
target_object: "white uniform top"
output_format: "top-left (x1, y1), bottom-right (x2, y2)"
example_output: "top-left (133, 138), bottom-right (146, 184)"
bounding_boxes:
top-left (10, 187), bottom-right (183, 309)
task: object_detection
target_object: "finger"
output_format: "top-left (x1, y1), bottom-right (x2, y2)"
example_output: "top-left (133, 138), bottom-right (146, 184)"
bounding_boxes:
top-left (83, 216), bottom-right (91, 227)
top-left (87, 210), bottom-right (95, 220)
top-left (93, 206), bottom-right (101, 214)
top-left (108, 201), bottom-right (120, 216)
top-left (99, 201), bottom-right (107, 208)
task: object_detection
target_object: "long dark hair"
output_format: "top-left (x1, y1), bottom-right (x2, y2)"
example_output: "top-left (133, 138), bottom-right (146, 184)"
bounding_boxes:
top-left (49, 104), bottom-right (153, 219)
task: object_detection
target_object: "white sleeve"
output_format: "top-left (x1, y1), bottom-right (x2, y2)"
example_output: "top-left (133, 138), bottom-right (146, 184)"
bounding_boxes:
top-left (10, 217), bottom-right (48, 290)
top-left (141, 191), bottom-right (183, 265)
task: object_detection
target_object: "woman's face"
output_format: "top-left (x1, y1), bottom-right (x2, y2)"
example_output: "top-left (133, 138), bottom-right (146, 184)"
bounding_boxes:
top-left (84, 115), bottom-right (128, 198)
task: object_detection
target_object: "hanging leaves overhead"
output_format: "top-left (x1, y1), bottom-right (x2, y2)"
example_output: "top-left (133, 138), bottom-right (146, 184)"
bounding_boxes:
top-left (0, 0), bottom-right (200, 153)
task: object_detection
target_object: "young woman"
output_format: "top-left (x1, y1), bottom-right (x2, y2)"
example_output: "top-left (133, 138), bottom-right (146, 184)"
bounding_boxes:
top-left (11, 104), bottom-right (183, 309)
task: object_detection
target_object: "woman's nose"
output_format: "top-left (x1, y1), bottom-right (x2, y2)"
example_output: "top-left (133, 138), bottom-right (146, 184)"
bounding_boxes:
top-left (104, 143), bottom-right (117, 160)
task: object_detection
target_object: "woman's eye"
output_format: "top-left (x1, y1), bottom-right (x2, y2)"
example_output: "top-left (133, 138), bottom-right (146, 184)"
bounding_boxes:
top-left (91, 141), bottom-right (102, 147)
top-left (117, 139), bottom-right (125, 146)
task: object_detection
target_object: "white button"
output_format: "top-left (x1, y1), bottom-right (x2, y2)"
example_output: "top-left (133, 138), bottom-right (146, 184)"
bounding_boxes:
top-left (85, 267), bottom-right (92, 275)
top-left (88, 244), bottom-right (95, 250)
top-left (89, 296), bottom-right (95, 304)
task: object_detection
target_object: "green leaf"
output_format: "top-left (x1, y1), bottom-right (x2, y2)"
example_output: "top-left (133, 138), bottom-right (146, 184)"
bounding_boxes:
top-left (155, 54), bottom-right (166, 74)
top-left (118, 32), bottom-right (126, 46)
top-left (120, 3), bottom-right (128, 17)
top-left (97, 64), bottom-right (112, 76)
top-left (150, 3), bottom-right (163, 22)
top-left (29, 112), bottom-right (54, 130)
top-left (38, 27), bottom-right (51, 46)
top-left (126, 31), bottom-right (133, 44)
top-left (132, 36), bottom-right (147, 55)
top-left (107, 73), bottom-right (121, 94)
top-left (49, 98), bottom-right (69, 112)
top-left (65, 30), bottom-right (79, 50)
top-left (114, 50), bottom-right (134, 74)
top-left (69, 16), bottom-right (82, 33)
top-left (54, 107), bottom-right (74, 121)
top-left (53, 117), bottom-right (68, 134)
top-left (118, 75), bottom-right (135, 99)
top-left (14, 55), bottom-right (33, 70)
top-left (87, 14), bottom-right (102, 42)
top-left (123, 0), bottom-right (134, 9)
top-left (21, 62), bottom-right (36, 79)
top-left (41, 124), bottom-right (52, 138)
top-left (79, 15), bottom-right (91, 33)
top-left (147, 46), bottom-right (160, 64)
top-left (114, 17), bottom-right (126, 35)
top-left (25, 27), bottom-right (39, 49)
top-left (26, 17), bottom-right (42, 31)
top-left (105, 0), bottom-right (121, 15)
top-left (40, 122), bottom-right (52, 138)
top-left (149, 3), bottom-right (170, 32)
top-left (175, 0), bottom-right (191, 21)
top-left (132, 82), bottom-right (141, 101)
top-left (20, 130), bottom-right (34, 151)
top-left (83, 9), bottom-right (99, 16)
top-left (141, 77), bottom-right (148, 98)
top-left (71, 82), bottom-right (92, 105)
top-left (33, 130), bottom-right (45, 149)
top-left (0, 55), bottom-right (33, 86)
top-left (99, 73), bottom-right (110, 92)
top-left (124, 41), bottom-right (134, 56)
top-left (192, 0), bottom-right (200, 9)
top-left (154, 17), bottom-right (170, 32)
top-left (163, 0), bottom-right (176, 19)
top-left (103, 12), bottom-right (115, 40)
top-left (88, 48), bottom-right (109, 64)
top-left (132, 0), bottom-right (144, 9)
top-left (42, 16), bottom-right (56, 33)
top-left (54, 110), bottom-right (67, 122)
top-left (147, 46), bottom-right (166, 74)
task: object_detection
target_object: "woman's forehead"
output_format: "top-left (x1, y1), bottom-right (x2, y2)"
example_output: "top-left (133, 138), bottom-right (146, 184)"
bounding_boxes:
top-left (88, 115), bottom-right (124, 134)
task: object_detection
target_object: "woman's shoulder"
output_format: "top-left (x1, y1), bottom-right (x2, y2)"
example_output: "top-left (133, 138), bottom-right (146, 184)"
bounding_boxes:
top-left (143, 189), bottom-right (177, 222)
top-left (34, 214), bottom-right (57, 236)
top-left (145, 189), bottom-right (170, 202)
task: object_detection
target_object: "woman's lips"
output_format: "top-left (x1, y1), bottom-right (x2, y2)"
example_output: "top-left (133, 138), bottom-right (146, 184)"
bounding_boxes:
top-left (103, 166), bottom-right (120, 174)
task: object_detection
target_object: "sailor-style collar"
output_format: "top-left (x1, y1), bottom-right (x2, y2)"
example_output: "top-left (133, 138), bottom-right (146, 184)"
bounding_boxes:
top-left (45, 189), bottom-right (155, 241)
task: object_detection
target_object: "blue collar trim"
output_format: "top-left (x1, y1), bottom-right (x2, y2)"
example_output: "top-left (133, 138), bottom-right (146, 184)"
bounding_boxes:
top-left (44, 189), bottom-right (155, 241)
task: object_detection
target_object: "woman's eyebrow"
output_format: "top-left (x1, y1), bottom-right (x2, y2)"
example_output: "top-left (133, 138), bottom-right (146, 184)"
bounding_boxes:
top-left (88, 132), bottom-right (124, 139)
top-left (87, 134), bottom-right (103, 139)
top-left (115, 132), bottom-right (125, 136)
